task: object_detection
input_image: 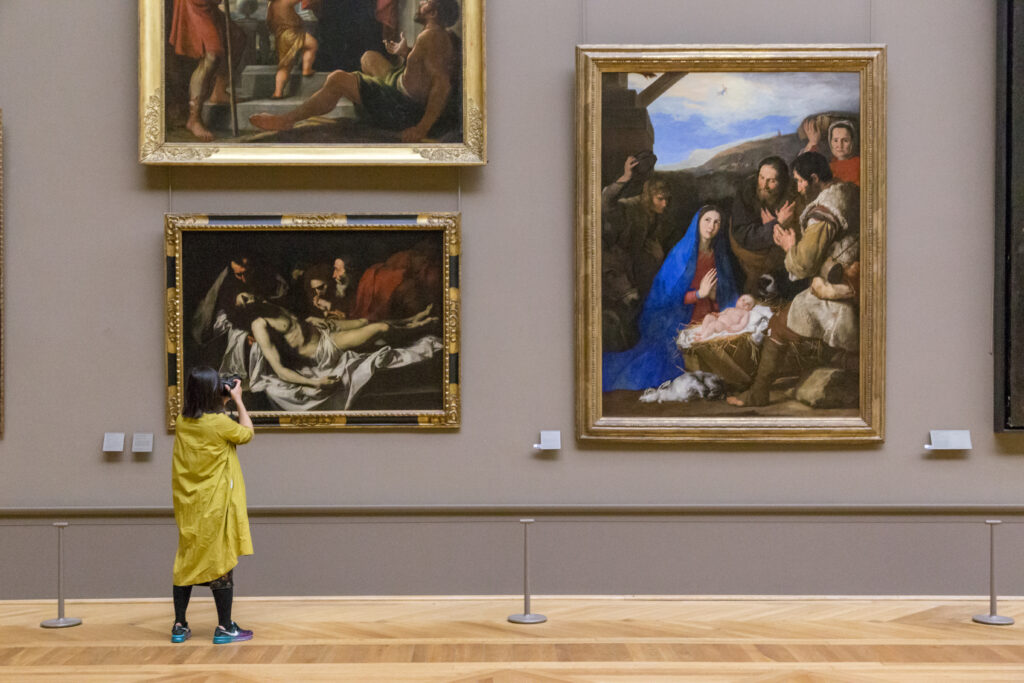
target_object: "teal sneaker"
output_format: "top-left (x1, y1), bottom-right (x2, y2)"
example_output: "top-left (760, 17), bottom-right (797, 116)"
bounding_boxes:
top-left (171, 623), bottom-right (191, 643)
top-left (212, 622), bottom-right (253, 644)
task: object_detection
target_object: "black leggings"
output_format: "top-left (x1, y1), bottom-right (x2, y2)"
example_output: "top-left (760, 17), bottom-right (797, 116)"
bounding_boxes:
top-left (173, 569), bottom-right (234, 627)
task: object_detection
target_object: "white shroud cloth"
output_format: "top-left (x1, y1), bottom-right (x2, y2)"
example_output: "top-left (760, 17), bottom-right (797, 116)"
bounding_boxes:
top-left (248, 329), bottom-right (443, 411)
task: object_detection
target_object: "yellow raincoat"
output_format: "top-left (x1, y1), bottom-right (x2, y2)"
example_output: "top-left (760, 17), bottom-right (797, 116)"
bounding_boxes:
top-left (172, 412), bottom-right (254, 586)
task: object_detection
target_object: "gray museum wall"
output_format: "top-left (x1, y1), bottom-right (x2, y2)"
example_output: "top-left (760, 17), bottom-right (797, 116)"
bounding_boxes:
top-left (3, 0), bottom-right (1024, 599)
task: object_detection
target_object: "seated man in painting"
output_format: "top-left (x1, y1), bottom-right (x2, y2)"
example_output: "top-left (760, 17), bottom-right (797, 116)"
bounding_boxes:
top-left (249, 0), bottom-right (461, 142)
top-left (234, 294), bottom-right (441, 410)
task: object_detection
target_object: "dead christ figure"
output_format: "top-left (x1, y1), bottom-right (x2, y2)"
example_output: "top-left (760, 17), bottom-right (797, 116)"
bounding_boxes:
top-left (249, 0), bottom-right (460, 142)
top-left (238, 294), bottom-right (437, 388)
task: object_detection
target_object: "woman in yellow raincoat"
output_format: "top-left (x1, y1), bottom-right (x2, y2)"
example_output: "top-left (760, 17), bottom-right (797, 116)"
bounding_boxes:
top-left (171, 366), bottom-right (254, 644)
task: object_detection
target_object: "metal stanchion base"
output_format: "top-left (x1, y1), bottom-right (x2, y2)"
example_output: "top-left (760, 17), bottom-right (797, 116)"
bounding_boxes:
top-left (41, 617), bottom-right (82, 629)
top-left (973, 614), bottom-right (1015, 626)
top-left (508, 613), bottom-right (547, 624)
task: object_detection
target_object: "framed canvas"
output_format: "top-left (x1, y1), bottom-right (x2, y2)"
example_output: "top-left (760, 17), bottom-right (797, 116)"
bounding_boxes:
top-left (140, 0), bottom-right (485, 165)
top-left (165, 213), bottom-right (460, 429)
top-left (998, 1), bottom-right (1023, 430)
top-left (576, 45), bottom-right (885, 443)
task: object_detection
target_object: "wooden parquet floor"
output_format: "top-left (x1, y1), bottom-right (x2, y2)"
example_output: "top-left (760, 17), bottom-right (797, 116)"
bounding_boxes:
top-left (2, 596), bottom-right (1024, 681)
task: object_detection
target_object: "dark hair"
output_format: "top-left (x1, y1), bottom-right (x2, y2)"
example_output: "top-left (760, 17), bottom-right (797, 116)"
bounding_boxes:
top-left (695, 204), bottom-right (723, 242)
top-left (696, 204), bottom-right (721, 222)
top-left (642, 177), bottom-right (671, 203)
top-left (792, 151), bottom-right (833, 184)
top-left (303, 263), bottom-right (333, 294)
top-left (182, 366), bottom-right (224, 419)
top-left (227, 299), bottom-right (285, 332)
top-left (434, 0), bottom-right (460, 27)
top-left (757, 156), bottom-right (789, 184)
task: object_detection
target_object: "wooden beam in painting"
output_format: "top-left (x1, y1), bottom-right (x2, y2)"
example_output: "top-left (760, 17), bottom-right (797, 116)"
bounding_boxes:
top-left (637, 72), bottom-right (687, 109)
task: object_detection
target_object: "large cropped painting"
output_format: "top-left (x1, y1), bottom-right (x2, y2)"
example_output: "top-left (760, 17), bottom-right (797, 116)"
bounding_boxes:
top-left (576, 46), bottom-right (885, 442)
top-left (998, 1), bottom-right (1024, 430)
top-left (165, 213), bottom-right (460, 429)
top-left (140, 0), bottom-right (485, 165)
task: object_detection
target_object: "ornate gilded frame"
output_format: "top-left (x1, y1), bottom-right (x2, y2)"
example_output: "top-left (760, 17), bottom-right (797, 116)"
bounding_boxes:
top-left (165, 213), bottom-right (460, 429)
top-left (139, 0), bottom-right (485, 165)
top-left (576, 46), bottom-right (886, 443)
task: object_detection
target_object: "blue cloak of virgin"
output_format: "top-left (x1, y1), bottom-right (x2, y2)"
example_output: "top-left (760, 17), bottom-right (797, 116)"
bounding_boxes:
top-left (602, 207), bottom-right (740, 392)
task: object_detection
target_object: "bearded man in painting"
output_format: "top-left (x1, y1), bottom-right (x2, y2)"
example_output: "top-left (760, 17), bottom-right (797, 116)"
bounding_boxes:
top-left (249, 0), bottom-right (461, 143)
top-left (168, 0), bottom-right (246, 141)
top-left (728, 156), bottom-right (801, 298)
top-left (728, 151), bottom-right (859, 407)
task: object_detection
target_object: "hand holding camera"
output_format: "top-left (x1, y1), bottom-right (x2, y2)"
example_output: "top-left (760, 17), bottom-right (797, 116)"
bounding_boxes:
top-left (220, 374), bottom-right (243, 399)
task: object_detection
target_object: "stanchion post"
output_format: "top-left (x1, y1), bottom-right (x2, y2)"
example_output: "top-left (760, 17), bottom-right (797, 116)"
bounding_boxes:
top-left (40, 522), bottom-right (82, 629)
top-left (508, 518), bottom-right (546, 624)
top-left (973, 520), bottom-right (1014, 626)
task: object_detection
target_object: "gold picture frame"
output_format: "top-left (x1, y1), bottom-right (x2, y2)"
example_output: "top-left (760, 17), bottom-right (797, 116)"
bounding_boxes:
top-left (140, 0), bottom-right (485, 165)
top-left (165, 213), bottom-right (460, 429)
top-left (576, 45), bottom-right (885, 443)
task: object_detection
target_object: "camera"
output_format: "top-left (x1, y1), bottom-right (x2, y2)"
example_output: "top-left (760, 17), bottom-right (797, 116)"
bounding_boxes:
top-left (220, 374), bottom-right (242, 396)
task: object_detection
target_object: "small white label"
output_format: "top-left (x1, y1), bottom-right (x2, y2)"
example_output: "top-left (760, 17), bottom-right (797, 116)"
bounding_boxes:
top-left (102, 432), bottom-right (125, 452)
top-left (926, 429), bottom-right (972, 450)
top-left (533, 430), bottom-right (561, 450)
top-left (131, 433), bottom-right (154, 453)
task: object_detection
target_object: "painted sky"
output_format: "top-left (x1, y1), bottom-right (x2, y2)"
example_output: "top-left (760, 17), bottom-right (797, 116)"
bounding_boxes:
top-left (627, 72), bottom-right (860, 169)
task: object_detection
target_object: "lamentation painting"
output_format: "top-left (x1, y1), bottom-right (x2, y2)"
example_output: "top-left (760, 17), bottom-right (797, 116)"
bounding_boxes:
top-left (140, 0), bottom-right (485, 165)
top-left (576, 46), bottom-right (885, 442)
top-left (166, 214), bottom-right (459, 429)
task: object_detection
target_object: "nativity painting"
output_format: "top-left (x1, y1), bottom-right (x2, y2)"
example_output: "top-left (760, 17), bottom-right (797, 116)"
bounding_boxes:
top-left (576, 46), bottom-right (885, 442)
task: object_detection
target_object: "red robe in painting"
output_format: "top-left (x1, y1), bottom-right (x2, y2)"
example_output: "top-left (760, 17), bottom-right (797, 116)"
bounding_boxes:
top-left (830, 156), bottom-right (860, 185)
top-left (169, 0), bottom-right (226, 58)
top-left (351, 246), bottom-right (441, 321)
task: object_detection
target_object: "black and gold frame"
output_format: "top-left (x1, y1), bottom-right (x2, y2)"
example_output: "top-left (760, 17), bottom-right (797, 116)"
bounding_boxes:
top-left (165, 213), bottom-right (459, 430)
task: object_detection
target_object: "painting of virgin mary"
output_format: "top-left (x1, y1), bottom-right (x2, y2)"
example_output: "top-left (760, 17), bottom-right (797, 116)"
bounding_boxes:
top-left (603, 205), bottom-right (739, 392)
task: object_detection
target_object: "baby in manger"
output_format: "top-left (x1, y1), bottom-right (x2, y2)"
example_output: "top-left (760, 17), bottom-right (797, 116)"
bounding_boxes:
top-left (676, 294), bottom-right (773, 351)
top-left (691, 294), bottom-right (756, 342)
